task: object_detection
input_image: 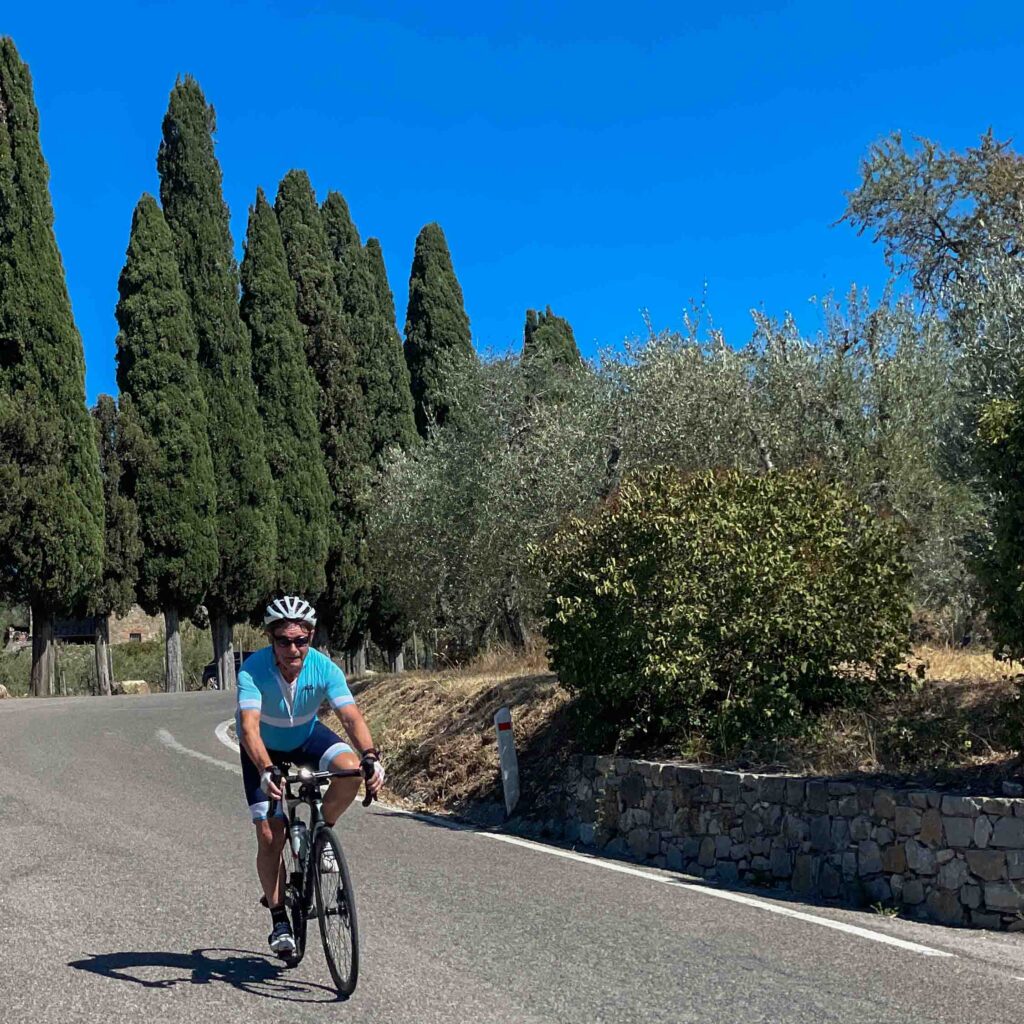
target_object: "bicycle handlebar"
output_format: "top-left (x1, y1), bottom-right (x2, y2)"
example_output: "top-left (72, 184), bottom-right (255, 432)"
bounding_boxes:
top-left (270, 763), bottom-right (376, 808)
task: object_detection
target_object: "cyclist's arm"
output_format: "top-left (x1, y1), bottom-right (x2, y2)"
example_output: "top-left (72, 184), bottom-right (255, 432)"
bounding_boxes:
top-left (239, 708), bottom-right (274, 774)
top-left (336, 702), bottom-right (378, 758)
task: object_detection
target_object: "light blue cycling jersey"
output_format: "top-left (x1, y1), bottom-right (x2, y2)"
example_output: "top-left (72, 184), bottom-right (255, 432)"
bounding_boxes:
top-left (236, 646), bottom-right (355, 750)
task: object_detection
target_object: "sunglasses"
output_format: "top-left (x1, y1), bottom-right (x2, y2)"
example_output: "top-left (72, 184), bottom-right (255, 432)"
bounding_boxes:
top-left (273, 635), bottom-right (311, 650)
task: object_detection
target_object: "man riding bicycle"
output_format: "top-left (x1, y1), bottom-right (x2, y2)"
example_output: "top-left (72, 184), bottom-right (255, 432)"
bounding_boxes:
top-left (236, 595), bottom-right (385, 957)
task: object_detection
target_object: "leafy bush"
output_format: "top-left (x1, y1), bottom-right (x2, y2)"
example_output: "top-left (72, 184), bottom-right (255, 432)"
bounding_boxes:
top-left (541, 468), bottom-right (915, 753)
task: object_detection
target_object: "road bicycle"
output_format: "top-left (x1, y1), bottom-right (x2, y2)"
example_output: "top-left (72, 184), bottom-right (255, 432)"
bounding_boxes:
top-left (262, 762), bottom-right (374, 997)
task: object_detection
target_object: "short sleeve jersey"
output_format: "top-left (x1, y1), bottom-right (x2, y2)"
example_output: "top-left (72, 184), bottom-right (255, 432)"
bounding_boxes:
top-left (235, 646), bottom-right (354, 751)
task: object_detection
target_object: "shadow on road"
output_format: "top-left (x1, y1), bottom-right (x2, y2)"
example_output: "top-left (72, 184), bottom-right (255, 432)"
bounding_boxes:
top-left (68, 946), bottom-right (341, 1003)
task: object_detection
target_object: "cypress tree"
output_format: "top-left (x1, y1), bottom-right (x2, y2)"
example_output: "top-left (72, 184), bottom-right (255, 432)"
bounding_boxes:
top-left (275, 170), bottom-right (370, 652)
top-left (91, 395), bottom-right (143, 695)
top-left (523, 306), bottom-right (582, 368)
top-left (0, 38), bottom-right (104, 696)
top-left (115, 194), bottom-right (219, 692)
top-left (404, 222), bottom-right (474, 436)
top-left (158, 76), bottom-right (277, 689)
top-left (240, 188), bottom-right (331, 600)
top-left (364, 237), bottom-right (417, 455)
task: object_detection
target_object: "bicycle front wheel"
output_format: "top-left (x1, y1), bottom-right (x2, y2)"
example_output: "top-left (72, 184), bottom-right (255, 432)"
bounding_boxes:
top-left (313, 826), bottom-right (359, 996)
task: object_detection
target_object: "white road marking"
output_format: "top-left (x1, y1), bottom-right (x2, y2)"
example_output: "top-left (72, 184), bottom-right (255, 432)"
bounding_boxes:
top-left (206, 721), bottom-right (953, 959)
top-left (158, 728), bottom-right (241, 775)
top-left (215, 719), bottom-right (239, 753)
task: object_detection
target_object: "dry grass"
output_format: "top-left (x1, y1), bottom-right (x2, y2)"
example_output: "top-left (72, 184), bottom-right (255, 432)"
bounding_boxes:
top-left (323, 644), bottom-right (572, 814)
top-left (321, 643), bottom-right (1024, 815)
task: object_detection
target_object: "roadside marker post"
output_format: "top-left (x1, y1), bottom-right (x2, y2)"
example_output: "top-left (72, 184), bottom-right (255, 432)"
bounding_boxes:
top-left (494, 706), bottom-right (520, 816)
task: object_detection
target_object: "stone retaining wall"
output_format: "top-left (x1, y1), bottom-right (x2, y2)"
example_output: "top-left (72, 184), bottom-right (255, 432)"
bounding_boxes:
top-left (543, 756), bottom-right (1024, 930)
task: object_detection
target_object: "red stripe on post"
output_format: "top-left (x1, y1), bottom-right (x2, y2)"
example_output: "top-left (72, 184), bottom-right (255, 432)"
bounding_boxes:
top-left (497, 722), bottom-right (512, 731)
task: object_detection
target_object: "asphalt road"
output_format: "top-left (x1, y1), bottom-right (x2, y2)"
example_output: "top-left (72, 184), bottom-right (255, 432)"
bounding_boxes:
top-left (3, 692), bottom-right (1024, 1023)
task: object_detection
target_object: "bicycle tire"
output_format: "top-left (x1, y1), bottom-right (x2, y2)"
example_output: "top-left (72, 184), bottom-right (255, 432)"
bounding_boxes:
top-left (285, 842), bottom-right (308, 963)
top-left (312, 826), bottom-right (359, 996)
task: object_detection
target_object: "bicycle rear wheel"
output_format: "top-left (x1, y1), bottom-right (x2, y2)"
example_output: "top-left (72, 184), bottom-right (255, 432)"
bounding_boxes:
top-left (312, 826), bottom-right (359, 996)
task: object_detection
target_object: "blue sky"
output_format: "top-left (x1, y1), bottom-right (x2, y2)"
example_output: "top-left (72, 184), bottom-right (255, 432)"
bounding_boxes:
top-left (5, 1), bottom-right (1022, 403)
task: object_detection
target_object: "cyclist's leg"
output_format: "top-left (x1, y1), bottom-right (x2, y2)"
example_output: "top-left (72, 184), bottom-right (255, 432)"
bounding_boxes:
top-left (296, 721), bottom-right (361, 827)
top-left (240, 742), bottom-right (289, 906)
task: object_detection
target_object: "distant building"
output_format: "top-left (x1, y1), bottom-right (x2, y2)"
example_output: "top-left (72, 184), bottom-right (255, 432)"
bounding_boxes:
top-left (5, 605), bottom-right (163, 648)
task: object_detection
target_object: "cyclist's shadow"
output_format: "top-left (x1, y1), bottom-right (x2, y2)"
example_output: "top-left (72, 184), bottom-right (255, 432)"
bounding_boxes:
top-left (68, 947), bottom-right (340, 1003)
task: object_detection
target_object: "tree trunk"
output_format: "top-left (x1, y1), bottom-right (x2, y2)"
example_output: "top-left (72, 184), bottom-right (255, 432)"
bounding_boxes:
top-left (95, 616), bottom-right (112, 696)
top-left (165, 608), bottom-right (184, 693)
top-left (212, 613), bottom-right (236, 691)
top-left (387, 645), bottom-right (405, 673)
top-left (30, 607), bottom-right (55, 697)
top-left (348, 640), bottom-right (367, 679)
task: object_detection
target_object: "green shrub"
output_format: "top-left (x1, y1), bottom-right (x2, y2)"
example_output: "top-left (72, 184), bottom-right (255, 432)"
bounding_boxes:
top-left (541, 468), bottom-right (915, 753)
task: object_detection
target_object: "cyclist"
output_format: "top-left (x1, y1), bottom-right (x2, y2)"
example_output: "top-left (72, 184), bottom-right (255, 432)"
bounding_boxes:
top-left (236, 595), bottom-right (385, 957)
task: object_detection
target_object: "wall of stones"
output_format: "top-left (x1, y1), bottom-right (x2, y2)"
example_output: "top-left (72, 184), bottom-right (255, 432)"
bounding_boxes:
top-left (545, 756), bottom-right (1024, 931)
top-left (108, 606), bottom-right (163, 645)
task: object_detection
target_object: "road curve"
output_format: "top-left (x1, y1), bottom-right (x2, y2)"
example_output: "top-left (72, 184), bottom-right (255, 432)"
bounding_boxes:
top-left (2, 691), bottom-right (1024, 1023)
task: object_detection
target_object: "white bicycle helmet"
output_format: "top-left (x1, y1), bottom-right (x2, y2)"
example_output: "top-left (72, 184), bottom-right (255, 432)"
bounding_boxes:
top-left (263, 595), bottom-right (317, 629)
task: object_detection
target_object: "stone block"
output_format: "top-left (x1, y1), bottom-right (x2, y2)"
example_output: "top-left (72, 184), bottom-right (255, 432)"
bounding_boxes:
top-left (895, 806), bottom-right (922, 836)
top-left (750, 855), bottom-right (770, 872)
top-left (731, 843), bottom-right (749, 861)
top-left (792, 854), bottom-right (816, 894)
top-left (882, 844), bottom-right (907, 873)
top-left (967, 850), bottom-right (1006, 881)
top-left (783, 814), bottom-right (809, 843)
top-left (850, 816), bottom-right (872, 841)
top-left (927, 889), bottom-right (964, 925)
top-left (864, 877), bottom-right (892, 903)
top-left (974, 816), bottom-right (993, 849)
top-left (831, 817), bottom-right (850, 848)
top-left (901, 879), bottom-right (925, 905)
top-left (698, 837), bottom-right (717, 867)
top-left (809, 816), bottom-right (831, 852)
top-left (985, 882), bottom-right (1024, 912)
top-left (771, 846), bottom-right (793, 878)
top-left (742, 812), bottom-right (762, 838)
top-left (1007, 850), bottom-right (1024, 879)
top-left (858, 841), bottom-right (882, 876)
top-left (802, 783), bottom-right (825, 813)
top-left (842, 851), bottom-right (858, 879)
top-left (960, 884), bottom-right (982, 908)
top-left (919, 809), bottom-right (942, 846)
top-left (820, 861), bottom-right (841, 898)
top-left (935, 848), bottom-right (955, 865)
top-left (837, 795), bottom-right (859, 818)
top-left (824, 781), bottom-right (853, 796)
top-left (620, 774), bottom-right (645, 808)
top-left (937, 857), bottom-right (969, 890)
top-left (889, 874), bottom-right (904, 901)
top-left (969, 911), bottom-right (1003, 928)
top-left (992, 817), bottom-right (1024, 848)
top-left (578, 822), bottom-right (596, 846)
top-left (676, 767), bottom-right (701, 786)
top-left (666, 846), bottom-right (684, 871)
top-left (982, 798), bottom-right (1014, 817)
top-left (941, 795), bottom-right (980, 817)
top-left (873, 827), bottom-right (895, 846)
top-left (872, 790), bottom-right (896, 819)
top-left (761, 777), bottom-right (785, 803)
top-left (715, 836), bottom-right (732, 859)
top-left (717, 860), bottom-right (739, 883)
top-left (905, 839), bottom-right (937, 874)
top-left (942, 817), bottom-right (974, 848)
top-left (909, 792), bottom-right (930, 810)
top-left (785, 779), bottom-right (805, 807)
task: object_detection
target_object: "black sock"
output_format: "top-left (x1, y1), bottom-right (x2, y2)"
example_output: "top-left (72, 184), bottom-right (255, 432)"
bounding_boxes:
top-left (270, 906), bottom-right (288, 928)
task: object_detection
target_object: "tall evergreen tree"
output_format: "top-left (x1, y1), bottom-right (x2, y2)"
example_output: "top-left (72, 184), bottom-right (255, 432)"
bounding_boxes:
top-left (275, 170), bottom-right (370, 652)
top-left (115, 195), bottom-right (219, 692)
top-left (241, 188), bottom-right (331, 600)
top-left (0, 38), bottom-right (104, 696)
top-left (91, 395), bottom-right (143, 695)
top-left (364, 237), bottom-right (417, 456)
top-left (363, 237), bottom-right (417, 669)
top-left (523, 306), bottom-right (582, 368)
top-left (158, 76), bottom-right (277, 689)
top-left (404, 222), bottom-right (474, 437)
